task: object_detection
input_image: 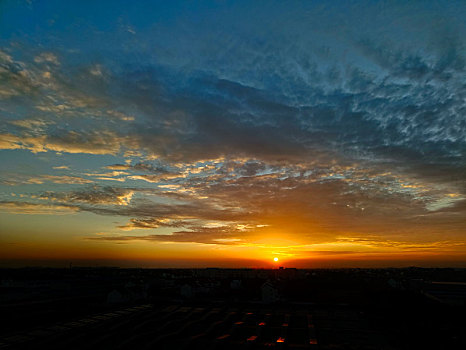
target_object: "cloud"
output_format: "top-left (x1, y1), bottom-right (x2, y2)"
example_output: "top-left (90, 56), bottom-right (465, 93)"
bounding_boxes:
top-left (106, 110), bottom-right (135, 121)
top-left (128, 174), bottom-right (177, 183)
top-left (41, 186), bottom-right (134, 206)
top-left (52, 165), bottom-right (69, 170)
top-left (1, 1), bottom-right (465, 256)
top-left (0, 131), bottom-right (138, 155)
top-left (37, 154), bottom-right (457, 248)
top-left (118, 217), bottom-right (185, 231)
top-left (88, 224), bottom-right (249, 245)
top-left (34, 52), bottom-right (59, 65)
top-left (0, 174), bottom-right (92, 186)
top-left (0, 201), bottom-right (77, 215)
top-left (9, 119), bottom-right (50, 130)
top-left (35, 175), bottom-right (93, 185)
top-left (105, 164), bottom-right (132, 171)
top-left (102, 162), bottom-right (182, 183)
top-left (0, 50), bottom-right (38, 98)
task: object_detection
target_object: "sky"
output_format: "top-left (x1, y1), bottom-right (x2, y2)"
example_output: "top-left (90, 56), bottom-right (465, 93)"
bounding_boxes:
top-left (0, 0), bottom-right (465, 268)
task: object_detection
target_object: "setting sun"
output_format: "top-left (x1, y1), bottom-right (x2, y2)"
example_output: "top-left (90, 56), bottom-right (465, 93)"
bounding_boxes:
top-left (273, 257), bottom-right (279, 262)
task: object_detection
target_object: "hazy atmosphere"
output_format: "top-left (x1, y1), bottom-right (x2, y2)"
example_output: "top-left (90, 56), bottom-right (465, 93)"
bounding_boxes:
top-left (1, 0), bottom-right (465, 268)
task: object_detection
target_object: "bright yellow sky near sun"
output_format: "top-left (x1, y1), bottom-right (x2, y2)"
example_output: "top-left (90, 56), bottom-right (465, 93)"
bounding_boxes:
top-left (1, 209), bottom-right (465, 268)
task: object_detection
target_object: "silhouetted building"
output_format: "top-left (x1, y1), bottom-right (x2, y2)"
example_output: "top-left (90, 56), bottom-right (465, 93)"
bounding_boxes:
top-left (261, 281), bottom-right (280, 303)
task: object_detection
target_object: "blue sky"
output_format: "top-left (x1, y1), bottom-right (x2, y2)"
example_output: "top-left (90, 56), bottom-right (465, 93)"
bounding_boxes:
top-left (0, 1), bottom-right (465, 267)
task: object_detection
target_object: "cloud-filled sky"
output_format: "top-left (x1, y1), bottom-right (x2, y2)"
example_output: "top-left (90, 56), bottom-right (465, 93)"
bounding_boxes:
top-left (1, 0), bottom-right (465, 267)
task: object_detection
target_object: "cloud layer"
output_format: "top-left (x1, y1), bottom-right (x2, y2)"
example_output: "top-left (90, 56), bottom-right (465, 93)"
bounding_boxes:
top-left (0, 1), bottom-right (465, 264)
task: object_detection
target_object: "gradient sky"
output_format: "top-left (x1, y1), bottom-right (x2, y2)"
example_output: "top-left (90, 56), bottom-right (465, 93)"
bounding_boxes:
top-left (1, 0), bottom-right (465, 268)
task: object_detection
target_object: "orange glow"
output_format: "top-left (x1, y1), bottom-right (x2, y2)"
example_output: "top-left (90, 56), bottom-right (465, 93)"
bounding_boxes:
top-left (1, 208), bottom-right (466, 268)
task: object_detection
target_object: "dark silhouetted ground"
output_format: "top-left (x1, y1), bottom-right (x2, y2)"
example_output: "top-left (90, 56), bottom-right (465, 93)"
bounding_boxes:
top-left (1, 267), bottom-right (465, 349)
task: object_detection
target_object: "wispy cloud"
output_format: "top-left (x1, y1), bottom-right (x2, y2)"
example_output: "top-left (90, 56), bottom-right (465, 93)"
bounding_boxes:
top-left (40, 186), bottom-right (134, 206)
top-left (0, 201), bottom-right (78, 215)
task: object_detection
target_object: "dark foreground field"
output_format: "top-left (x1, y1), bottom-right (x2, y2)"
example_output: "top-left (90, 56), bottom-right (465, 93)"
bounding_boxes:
top-left (1, 267), bottom-right (465, 349)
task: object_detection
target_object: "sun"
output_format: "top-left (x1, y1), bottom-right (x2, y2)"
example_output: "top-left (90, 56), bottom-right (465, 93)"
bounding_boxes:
top-left (273, 257), bottom-right (279, 262)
